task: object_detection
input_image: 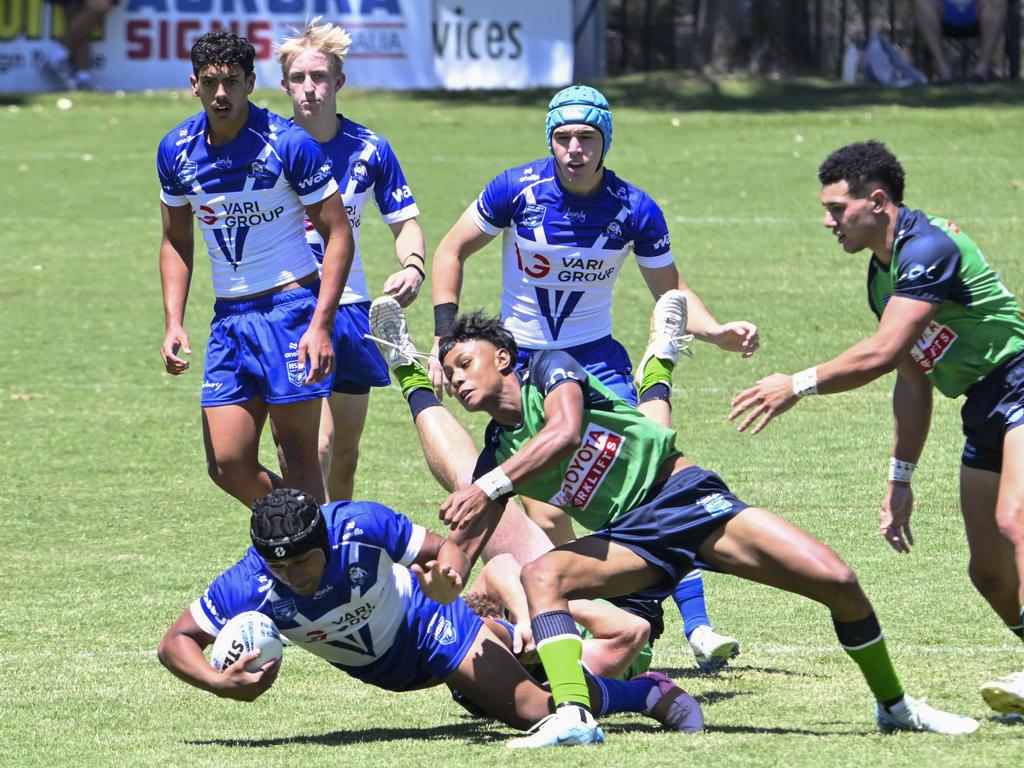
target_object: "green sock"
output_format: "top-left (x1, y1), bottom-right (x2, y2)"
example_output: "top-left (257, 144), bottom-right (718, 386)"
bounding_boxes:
top-left (844, 636), bottom-right (904, 703)
top-left (394, 363), bottom-right (432, 399)
top-left (637, 355), bottom-right (674, 397)
top-left (537, 635), bottom-right (590, 709)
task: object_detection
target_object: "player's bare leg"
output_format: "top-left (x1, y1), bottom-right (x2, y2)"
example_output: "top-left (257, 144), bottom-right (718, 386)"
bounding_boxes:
top-left (267, 399), bottom-right (327, 503)
top-left (322, 392), bottom-right (370, 501)
top-left (960, 464), bottom-right (1021, 625)
top-left (522, 498), bottom-right (576, 546)
top-left (978, 426), bottom-right (1024, 715)
top-left (412, 403), bottom-right (550, 564)
top-left (202, 399), bottom-right (281, 506)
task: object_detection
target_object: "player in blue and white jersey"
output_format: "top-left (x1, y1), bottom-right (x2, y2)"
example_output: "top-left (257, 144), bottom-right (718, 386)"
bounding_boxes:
top-left (156, 32), bottom-right (353, 507)
top-left (426, 85), bottom-right (758, 669)
top-left (274, 20), bottom-right (426, 501)
top-left (157, 489), bottom-right (704, 746)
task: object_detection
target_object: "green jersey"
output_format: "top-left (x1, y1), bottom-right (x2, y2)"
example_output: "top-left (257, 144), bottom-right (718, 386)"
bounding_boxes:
top-left (867, 207), bottom-right (1024, 398)
top-left (476, 350), bottom-right (678, 531)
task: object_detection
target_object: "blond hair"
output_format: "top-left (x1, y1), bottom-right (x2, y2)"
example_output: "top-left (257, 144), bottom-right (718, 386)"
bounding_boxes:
top-left (276, 17), bottom-right (352, 76)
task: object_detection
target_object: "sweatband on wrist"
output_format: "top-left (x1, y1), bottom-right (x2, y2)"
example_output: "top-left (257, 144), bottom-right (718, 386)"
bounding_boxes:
top-left (403, 262), bottom-right (425, 279)
top-left (405, 251), bottom-right (425, 264)
top-left (889, 458), bottom-right (916, 483)
top-left (434, 302), bottom-right (458, 337)
top-left (792, 367), bottom-right (818, 397)
top-left (474, 467), bottom-right (514, 500)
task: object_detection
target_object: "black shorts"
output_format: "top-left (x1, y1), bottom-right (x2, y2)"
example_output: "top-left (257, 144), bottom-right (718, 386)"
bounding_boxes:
top-left (589, 465), bottom-right (746, 595)
top-left (961, 349), bottom-right (1024, 472)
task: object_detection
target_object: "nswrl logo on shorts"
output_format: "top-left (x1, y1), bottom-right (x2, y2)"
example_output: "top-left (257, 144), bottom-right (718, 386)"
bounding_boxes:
top-left (699, 493), bottom-right (733, 515)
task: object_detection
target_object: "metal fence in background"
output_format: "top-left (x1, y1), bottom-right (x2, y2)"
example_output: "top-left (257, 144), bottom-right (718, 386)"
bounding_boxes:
top-left (603, 0), bottom-right (1020, 80)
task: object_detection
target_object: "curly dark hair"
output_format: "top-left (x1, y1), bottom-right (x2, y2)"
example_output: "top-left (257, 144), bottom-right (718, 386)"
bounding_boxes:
top-left (818, 140), bottom-right (905, 204)
top-left (190, 30), bottom-right (256, 77)
top-left (438, 311), bottom-right (518, 366)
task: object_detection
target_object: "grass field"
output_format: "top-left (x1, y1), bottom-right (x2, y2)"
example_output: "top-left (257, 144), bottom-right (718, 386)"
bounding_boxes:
top-left (2, 75), bottom-right (1023, 766)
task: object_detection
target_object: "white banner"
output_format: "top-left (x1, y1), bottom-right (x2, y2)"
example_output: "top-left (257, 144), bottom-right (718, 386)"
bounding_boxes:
top-left (0, 0), bottom-right (573, 92)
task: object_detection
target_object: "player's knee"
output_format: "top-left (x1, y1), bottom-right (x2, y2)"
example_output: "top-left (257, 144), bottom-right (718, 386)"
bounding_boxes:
top-left (206, 454), bottom-right (250, 492)
top-left (816, 559), bottom-right (866, 610)
top-left (995, 499), bottom-right (1024, 545)
top-left (329, 441), bottom-right (360, 479)
top-left (620, 614), bottom-right (651, 654)
top-left (968, 558), bottom-right (1015, 598)
top-left (520, 557), bottom-right (565, 601)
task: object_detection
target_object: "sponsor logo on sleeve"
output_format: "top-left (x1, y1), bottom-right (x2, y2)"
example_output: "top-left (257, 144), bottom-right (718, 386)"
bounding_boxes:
top-left (549, 425), bottom-right (624, 510)
top-left (518, 167), bottom-right (540, 182)
top-left (911, 321), bottom-right (957, 373)
top-left (298, 162), bottom-right (333, 191)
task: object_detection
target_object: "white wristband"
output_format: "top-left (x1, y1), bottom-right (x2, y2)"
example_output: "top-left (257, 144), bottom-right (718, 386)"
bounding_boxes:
top-left (792, 367), bottom-right (818, 397)
top-left (475, 467), bottom-right (514, 500)
top-left (889, 458), bottom-right (916, 483)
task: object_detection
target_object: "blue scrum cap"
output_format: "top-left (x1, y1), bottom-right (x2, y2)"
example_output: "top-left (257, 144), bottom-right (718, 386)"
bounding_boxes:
top-left (250, 489), bottom-right (329, 563)
top-left (545, 85), bottom-right (613, 161)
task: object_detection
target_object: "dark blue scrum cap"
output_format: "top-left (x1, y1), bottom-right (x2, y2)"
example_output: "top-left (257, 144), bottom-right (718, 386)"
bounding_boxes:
top-left (250, 489), bottom-right (329, 562)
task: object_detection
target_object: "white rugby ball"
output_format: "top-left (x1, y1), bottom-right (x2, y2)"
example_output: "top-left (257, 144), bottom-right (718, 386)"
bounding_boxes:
top-left (210, 611), bottom-right (284, 673)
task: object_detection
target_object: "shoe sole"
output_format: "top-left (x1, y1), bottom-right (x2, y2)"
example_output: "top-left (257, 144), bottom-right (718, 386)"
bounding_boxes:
top-left (981, 682), bottom-right (1024, 715)
top-left (695, 641), bottom-right (740, 672)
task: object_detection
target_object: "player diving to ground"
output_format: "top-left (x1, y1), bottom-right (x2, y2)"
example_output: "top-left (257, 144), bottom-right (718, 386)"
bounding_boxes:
top-left (157, 489), bottom-right (703, 746)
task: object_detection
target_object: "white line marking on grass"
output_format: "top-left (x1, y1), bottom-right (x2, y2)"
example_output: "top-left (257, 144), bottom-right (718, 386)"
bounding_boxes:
top-left (1, 644), bottom-right (1018, 663)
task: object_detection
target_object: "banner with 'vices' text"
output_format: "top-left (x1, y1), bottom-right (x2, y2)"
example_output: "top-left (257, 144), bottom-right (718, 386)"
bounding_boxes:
top-left (0, 0), bottom-right (573, 92)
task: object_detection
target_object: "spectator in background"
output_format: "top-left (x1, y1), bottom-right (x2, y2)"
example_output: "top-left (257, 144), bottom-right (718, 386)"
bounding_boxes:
top-left (912, 0), bottom-right (1009, 83)
top-left (42, 0), bottom-right (116, 90)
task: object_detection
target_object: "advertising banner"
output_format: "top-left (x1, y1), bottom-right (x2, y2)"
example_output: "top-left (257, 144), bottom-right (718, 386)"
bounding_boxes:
top-left (0, 0), bottom-right (573, 92)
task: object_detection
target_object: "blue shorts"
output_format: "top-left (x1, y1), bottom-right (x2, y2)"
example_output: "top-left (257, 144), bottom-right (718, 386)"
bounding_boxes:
top-left (590, 465), bottom-right (746, 594)
top-left (961, 350), bottom-right (1024, 472)
top-left (942, 0), bottom-right (978, 28)
top-left (333, 579), bottom-right (484, 692)
top-left (518, 335), bottom-right (637, 405)
top-left (332, 302), bottom-right (390, 395)
top-left (202, 282), bottom-right (332, 407)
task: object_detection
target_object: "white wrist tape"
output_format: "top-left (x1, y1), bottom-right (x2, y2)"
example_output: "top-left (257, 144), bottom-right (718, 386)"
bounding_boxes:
top-left (792, 367), bottom-right (818, 397)
top-left (889, 458), bottom-right (916, 483)
top-left (475, 467), bottom-right (514, 500)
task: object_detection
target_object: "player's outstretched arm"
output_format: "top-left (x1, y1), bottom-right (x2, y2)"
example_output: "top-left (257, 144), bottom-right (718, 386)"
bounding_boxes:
top-left (640, 265), bottom-right (760, 357)
top-left (729, 296), bottom-right (936, 434)
top-left (880, 358), bottom-right (933, 554)
top-left (381, 218), bottom-right (426, 308)
top-left (159, 202), bottom-right (195, 375)
top-left (157, 609), bottom-right (280, 702)
top-left (301, 193), bottom-right (353, 384)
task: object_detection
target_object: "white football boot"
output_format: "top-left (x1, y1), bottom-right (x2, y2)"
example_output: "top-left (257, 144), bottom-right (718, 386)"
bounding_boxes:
top-left (366, 296), bottom-right (431, 371)
top-left (634, 671), bottom-right (704, 732)
top-left (689, 624), bottom-right (741, 673)
top-left (980, 671), bottom-right (1024, 715)
top-left (507, 705), bottom-right (605, 748)
top-left (875, 695), bottom-right (979, 735)
top-left (633, 289), bottom-right (693, 390)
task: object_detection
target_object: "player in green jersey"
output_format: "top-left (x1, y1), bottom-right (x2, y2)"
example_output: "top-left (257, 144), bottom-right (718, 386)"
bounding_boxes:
top-left (729, 140), bottom-right (1024, 717)
top-left (410, 311), bottom-right (978, 746)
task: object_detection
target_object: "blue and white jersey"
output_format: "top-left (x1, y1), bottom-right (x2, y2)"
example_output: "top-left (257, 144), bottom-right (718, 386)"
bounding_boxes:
top-left (303, 116), bottom-right (420, 304)
top-left (157, 105), bottom-right (338, 298)
top-left (472, 157), bottom-right (675, 348)
top-left (190, 500), bottom-right (427, 676)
